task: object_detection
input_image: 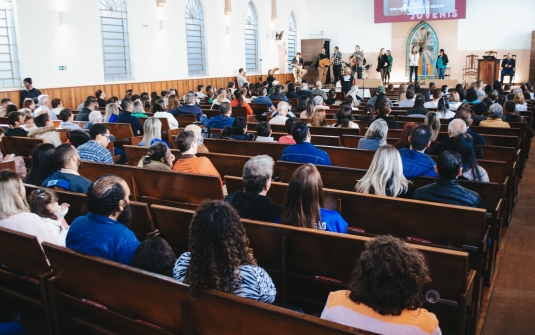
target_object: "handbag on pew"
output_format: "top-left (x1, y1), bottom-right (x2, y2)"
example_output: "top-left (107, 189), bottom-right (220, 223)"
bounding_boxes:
top-left (67, 129), bottom-right (91, 148)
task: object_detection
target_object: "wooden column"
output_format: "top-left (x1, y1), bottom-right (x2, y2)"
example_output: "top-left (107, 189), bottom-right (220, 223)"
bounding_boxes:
top-left (530, 31), bottom-right (535, 84)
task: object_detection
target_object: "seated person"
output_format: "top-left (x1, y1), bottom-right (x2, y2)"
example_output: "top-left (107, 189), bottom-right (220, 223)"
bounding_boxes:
top-left (479, 104), bottom-right (510, 128)
top-left (185, 124), bottom-right (209, 153)
top-left (280, 122), bottom-right (331, 166)
top-left (397, 90), bottom-right (415, 107)
top-left (406, 95), bottom-right (428, 116)
top-left (138, 142), bottom-right (175, 171)
top-left (333, 106), bottom-right (359, 129)
top-left (270, 101), bottom-right (296, 122)
top-left (325, 89), bottom-right (340, 105)
top-left (131, 236), bottom-right (176, 277)
top-left (58, 109), bottom-right (81, 130)
top-left (172, 130), bottom-right (222, 184)
top-left (66, 175), bottom-right (141, 265)
top-left (252, 87), bottom-right (276, 112)
top-left (4, 111), bottom-right (28, 137)
top-left (423, 88), bottom-right (442, 108)
top-left (462, 87), bottom-right (481, 104)
top-left (230, 90), bottom-right (253, 115)
top-left (275, 164), bottom-right (347, 233)
top-left (84, 110), bottom-right (104, 130)
top-left (432, 119), bottom-right (467, 156)
top-left (355, 145), bottom-right (415, 198)
top-left (310, 81), bottom-right (328, 101)
top-left (116, 99), bottom-right (144, 136)
top-left (321, 235), bottom-right (441, 335)
top-left (455, 109), bottom-right (485, 158)
top-left (220, 117), bottom-right (255, 141)
top-left (28, 113), bottom-right (61, 147)
top-left (370, 101), bottom-right (399, 129)
top-left (358, 118), bottom-right (388, 151)
top-left (77, 124), bottom-right (113, 164)
top-left (255, 121), bottom-right (274, 142)
top-left (202, 102), bottom-right (234, 131)
top-left (414, 150), bottom-right (484, 208)
top-left (452, 133), bottom-right (489, 182)
top-left (278, 117), bottom-right (298, 144)
top-left (501, 53), bottom-right (515, 84)
top-left (42, 144), bottom-right (92, 193)
top-left (269, 84), bottom-right (287, 101)
top-left (285, 83), bottom-right (300, 99)
top-left (366, 86), bottom-right (393, 107)
top-left (169, 93), bottom-right (205, 121)
top-left (503, 100), bottom-right (535, 137)
top-left (173, 200), bottom-right (276, 303)
top-left (224, 155), bottom-right (283, 222)
top-left (399, 124), bottom-right (438, 178)
top-left (137, 117), bottom-right (169, 147)
top-left (471, 102), bottom-right (489, 126)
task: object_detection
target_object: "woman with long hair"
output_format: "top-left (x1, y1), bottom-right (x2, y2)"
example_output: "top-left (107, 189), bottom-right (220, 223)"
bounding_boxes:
top-left (23, 143), bottom-right (56, 186)
top-left (355, 145), bottom-right (414, 198)
top-left (409, 46), bottom-right (420, 83)
top-left (436, 96), bottom-right (454, 118)
top-left (463, 87), bottom-right (481, 104)
top-left (138, 142), bottom-right (174, 171)
top-left (152, 98), bottom-right (178, 129)
top-left (212, 88), bottom-right (230, 110)
top-left (455, 83), bottom-right (466, 101)
top-left (138, 117), bottom-right (168, 147)
top-left (334, 106), bottom-right (359, 128)
top-left (448, 91), bottom-right (462, 111)
top-left (167, 94), bottom-right (181, 111)
top-left (294, 95), bottom-right (310, 116)
top-left (23, 98), bottom-right (35, 111)
top-left (104, 103), bottom-right (119, 122)
top-left (397, 83), bottom-right (407, 103)
top-left (230, 90), bottom-right (254, 115)
top-left (0, 170), bottom-right (64, 245)
top-left (299, 100), bottom-right (315, 119)
top-left (358, 119), bottom-right (388, 151)
top-left (173, 200), bottom-right (276, 302)
top-left (376, 48), bottom-right (389, 84)
top-left (310, 110), bottom-right (328, 127)
top-left (452, 133), bottom-right (489, 182)
top-left (276, 164), bottom-right (348, 233)
top-left (424, 112), bottom-right (440, 142)
top-left (394, 122), bottom-right (418, 150)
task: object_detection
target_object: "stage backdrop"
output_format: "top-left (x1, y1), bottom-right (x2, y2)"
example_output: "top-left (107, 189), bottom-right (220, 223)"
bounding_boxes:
top-left (375, 0), bottom-right (466, 23)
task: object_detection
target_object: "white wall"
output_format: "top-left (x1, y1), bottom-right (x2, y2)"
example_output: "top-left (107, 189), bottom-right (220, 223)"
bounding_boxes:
top-left (8, 0), bottom-right (309, 89)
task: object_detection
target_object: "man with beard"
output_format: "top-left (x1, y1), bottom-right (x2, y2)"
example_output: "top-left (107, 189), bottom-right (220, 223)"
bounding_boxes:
top-left (41, 144), bottom-right (92, 193)
top-left (66, 174), bottom-right (140, 265)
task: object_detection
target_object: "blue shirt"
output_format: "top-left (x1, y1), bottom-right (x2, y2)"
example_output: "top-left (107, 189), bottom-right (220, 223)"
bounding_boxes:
top-left (138, 138), bottom-right (169, 148)
top-left (41, 170), bottom-right (92, 194)
top-left (77, 140), bottom-right (113, 164)
top-left (280, 142), bottom-right (332, 166)
top-left (253, 96), bottom-right (274, 109)
top-left (399, 147), bottom-right (437, 179)
top-left (275, 208), bottom-right (348, 233)
top-left (116, 111), bottom-right (144, 136)
top-left (108, 114), bottom-right (117, 123)
top-left (66, 212), bottom-right (140, 265)
top-left (202, 115), bottom-right (235, 130)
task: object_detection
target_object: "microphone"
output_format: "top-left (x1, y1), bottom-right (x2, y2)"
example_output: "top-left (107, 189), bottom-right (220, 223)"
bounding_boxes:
top-left (425, 290), bottom-right (458, 307)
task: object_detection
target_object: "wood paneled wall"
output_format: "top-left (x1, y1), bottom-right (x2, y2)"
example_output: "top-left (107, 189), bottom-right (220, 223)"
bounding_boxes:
top-left (0, 74), bottom-right (295, 110)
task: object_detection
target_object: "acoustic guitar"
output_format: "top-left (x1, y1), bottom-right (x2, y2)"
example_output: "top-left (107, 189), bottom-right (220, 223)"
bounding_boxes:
top-left (319, 59), bottom-right (331, 67)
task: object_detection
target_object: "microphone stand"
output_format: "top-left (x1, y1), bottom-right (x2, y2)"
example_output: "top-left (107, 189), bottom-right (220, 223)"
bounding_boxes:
top-left (259, 59), bottom-right (263, 82)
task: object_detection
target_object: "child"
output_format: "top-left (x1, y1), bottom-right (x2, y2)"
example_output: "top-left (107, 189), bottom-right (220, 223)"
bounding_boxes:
top-left (23, 115), bottom-right (37, 131)
top-left (340, 67), bottom-right (353, 94)
top-left (28, 189), bottom-right (70, 246)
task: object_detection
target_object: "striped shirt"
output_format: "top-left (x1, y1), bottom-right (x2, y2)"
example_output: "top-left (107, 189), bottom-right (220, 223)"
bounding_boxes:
top-left (173, 252), bottom-right (277, 304)
top-left (321, 290), bottom-right (441, 335)
top-left (77, 140), bottom-right (113, 164)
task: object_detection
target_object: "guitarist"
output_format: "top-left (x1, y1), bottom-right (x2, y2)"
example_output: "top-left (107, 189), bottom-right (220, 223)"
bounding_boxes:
top-left (316, 47), bottom-right (330, 84)
top-left (350, 45), bottom-right (364, 79)
top-left (291, 52), bottom-right (307, 82)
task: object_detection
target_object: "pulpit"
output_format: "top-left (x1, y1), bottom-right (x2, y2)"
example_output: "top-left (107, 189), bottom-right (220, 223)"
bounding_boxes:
top-left (478, 58), bottom-right (500, 84)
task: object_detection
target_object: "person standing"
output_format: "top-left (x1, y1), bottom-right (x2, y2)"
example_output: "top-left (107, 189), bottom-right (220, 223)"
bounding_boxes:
top-left (291, 52), bottom-right (307, 82)
top-left (376, 48), bottom-right (389, 85)
top-left (350, 45), bottom-right (365, 80)
top-left (316, 47), bottom-right (329, 84)
top-left (385, 50), bottom-right (393, 84)
top-left (331, 46), bottom-right (343, 84)
top-left (19, 78), bottom-right (42, 108)
top-left (237, 68), bottom-right (249, 88)
top-left (409, 46), bottom-right (420, 83)
top-left (436, 49), bottom-right (448, 80)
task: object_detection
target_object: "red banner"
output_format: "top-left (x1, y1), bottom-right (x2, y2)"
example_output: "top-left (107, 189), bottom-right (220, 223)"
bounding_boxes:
top-left (374, 0), bottom-right (466, 23)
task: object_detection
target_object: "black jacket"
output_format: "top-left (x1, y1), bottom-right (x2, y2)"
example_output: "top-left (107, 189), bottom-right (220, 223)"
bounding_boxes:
top-left (4, 127), bottom-right (28, 137)
top-left (501, 58), bottom-right (516, 69)
top-left (436, 54), bottom-right (449, 68)
top-left (406, 105), bottom-right (428, 116)
top-left (370, 114), bottom-right (399, 129)
top-left (75, 108), bottom-right (92, 121)
top-left (20, 87), bottom-right (42, 108)
top-left (224, 191), bottom-right (283, 222)
top-left (377, 54), bottom-right (389, 71)
top-left (116, 111), bottom-right (144, 136)
top-left (413, 177), bottom-right (484, 208)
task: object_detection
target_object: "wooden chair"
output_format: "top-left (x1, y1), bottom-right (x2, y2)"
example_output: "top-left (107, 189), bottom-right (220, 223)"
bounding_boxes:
top-left (463, 54), bottom-right (479, 85)
top-left (103, 123), bottom-right (139, 148)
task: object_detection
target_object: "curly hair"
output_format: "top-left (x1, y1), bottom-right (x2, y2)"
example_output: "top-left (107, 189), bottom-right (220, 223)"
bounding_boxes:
top-left (185, 200), bottom-right (256, 298)
top-left (86, 175), bottom-right (126, 217)
top-left (131, 236), bottom-right (176, 277)
top-left (348, 235), bottom-right (431, 316)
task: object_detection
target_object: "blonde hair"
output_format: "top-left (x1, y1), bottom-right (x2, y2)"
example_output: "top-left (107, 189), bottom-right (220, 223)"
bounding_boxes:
top-left (365, 119), bottom-right (388, 146)
top-left (355, 145), bottom-right (410, 197)
top-left (104, 103), bottom-right (118, 122)
top-left (0, 170), bottom-right (29, 219)
top-left (513, 93), bottom-right (525, 105)
top-left (140, 117), bottom-right (162, 148)
top-left (310, 110), bottom-right (326, 127)
top-left (424, 112), bottom-right (440, 142)
top-left (377, 48), bottom-right (385, 60)
top-left (216, 90), bottom-right (228, 104)
top-left (398, 84), bottom-right (407, 102)
top-left (449, 91), bottom-right (460, 103)
top-left (343, 67), bottom-right (351, 76)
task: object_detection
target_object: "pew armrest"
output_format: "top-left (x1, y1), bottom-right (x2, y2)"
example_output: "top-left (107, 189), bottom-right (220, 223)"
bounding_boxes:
top-left (495, 198), bottom-right (503, 214)
top-left (458, 269), bottom-right (477, 335)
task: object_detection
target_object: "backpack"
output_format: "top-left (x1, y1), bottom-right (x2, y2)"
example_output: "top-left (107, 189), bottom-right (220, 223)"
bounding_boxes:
top-left (67, 129), bottom-right (90, 148)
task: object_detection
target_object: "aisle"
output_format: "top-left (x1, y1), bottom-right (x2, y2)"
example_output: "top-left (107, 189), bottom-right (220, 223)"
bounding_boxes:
top-left (481, 157), bottom-right (535, 334)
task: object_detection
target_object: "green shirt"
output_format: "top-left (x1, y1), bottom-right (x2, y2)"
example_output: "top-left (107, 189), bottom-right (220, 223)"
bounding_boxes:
top-left (387, 55), bottom-right (393, 72)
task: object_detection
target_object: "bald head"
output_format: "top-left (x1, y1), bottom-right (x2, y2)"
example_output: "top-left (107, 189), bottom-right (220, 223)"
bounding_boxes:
top-left (86, 175), bottom-right (130, 218)
top-left (315, 80), bottom-right (322, 88)
top-left (448, 119), bottom-right (467, 137)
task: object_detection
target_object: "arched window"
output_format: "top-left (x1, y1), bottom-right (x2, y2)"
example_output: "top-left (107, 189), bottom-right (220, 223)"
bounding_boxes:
top-left (287, 13), bottom-right (297, 72)
top-left (406, 21), bottom-right (438, 80)
top-left (185, 0), bottom-right (206, 76)
top-left (0, 0), bottom-right (20, 88)
top-left (99, 0), bottom-right (132, 81)
top-left (244, 2), bottom-right (258, 73)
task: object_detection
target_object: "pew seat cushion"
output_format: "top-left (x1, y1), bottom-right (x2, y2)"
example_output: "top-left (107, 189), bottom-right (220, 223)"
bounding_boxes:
top-left (274, 208), bottom-right (348, 234)
top-left (223, 190), bottom-right (283, 222)
top-left (173, 252), bottom-right (277, 304)
top-left (66, 213), bottom-right (140, 265)
top-left (321, 290), bottom-right (441, 335)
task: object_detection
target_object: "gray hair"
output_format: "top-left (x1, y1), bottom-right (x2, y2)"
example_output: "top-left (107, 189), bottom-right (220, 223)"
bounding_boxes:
top-left (88, 110), bottom-right (102, 124)
top-left (185, 93), bottom-right (196, 105)
top-left (448, 119), bottom-right (467, 137)
top-left (300, 83), bottom-right (308, 91)
top-left (315, 80), bottom-right (322, 88)
top-left (277, 101), bottom-right (289, 113)
top-left (512, 87), bottom-right (522, 94)
top-left (133, 101), bottom-right (144, 114)
top-left (38, 94), bottom-right (49, 105)
top-left (365, 119), bottom-right (388, 146)
top-left (242, 155), bottom-right (274, 194)
top-left (313, 96), bottom-right (323, 106)
top-left (488, 103), bottom-right (504, 119)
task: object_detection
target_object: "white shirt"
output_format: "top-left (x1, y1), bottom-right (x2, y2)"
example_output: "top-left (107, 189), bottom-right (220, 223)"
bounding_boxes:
top-left (0, 212), bottom-right (64, 246)
top-left (423, 101), bottom-right (438, 109)
top-left (255, 136), bottom-right (274, 142)
top-left (409, 53), bottom-right (420, 66)
top-left (448, 102), bottom-right (462, 111)
top-left (154, 111), bottom-right (179, 129)
top-left (52, 107), bottom-right (63, 115)
top-left (397, 99), bottom-right (415, 107)
top-left (269, 115), bottom-right (288, 125)
top-left (515, 103), bottom-right (527, 112)
top-left (195, 92), bottom-right (206, 99)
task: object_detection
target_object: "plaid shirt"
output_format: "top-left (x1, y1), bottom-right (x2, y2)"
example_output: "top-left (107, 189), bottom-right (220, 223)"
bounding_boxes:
top-left (332, 51), bottom-right (343, 65)
top-left (77, 140), bottom-right (113, 164)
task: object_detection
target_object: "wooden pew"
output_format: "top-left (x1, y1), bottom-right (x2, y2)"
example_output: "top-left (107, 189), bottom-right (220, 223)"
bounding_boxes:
top-left (103, 123), bottom-right (140, 148)
top-left (340, 135), bottom-right (399, 148)
top-left (42, 242), bottom-right (372, 335)
top-left (151, 205), bottom-right (476, 335)
top-left (0, 227), bottom-right (54, 335)
top-left (175, 114), bottom-right (197, 128)
top-left (78, 161), bottom-right (224, 207)
top-left (0, 160), bottom-right (16, 172)
top-left (2, 136), bottom-right (44, 157)
top-left (23, 184), bottom-right (155, 241)
top-left (277, 161), bottom-right (366, 190)
top-left (209, 129), bottom-right (341, 147)
top-left (316, 146), bottom-right (376, 169)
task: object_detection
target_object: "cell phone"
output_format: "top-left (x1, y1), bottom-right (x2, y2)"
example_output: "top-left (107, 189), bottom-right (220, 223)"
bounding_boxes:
top-left (9, 153), bottom-right (15, 157)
